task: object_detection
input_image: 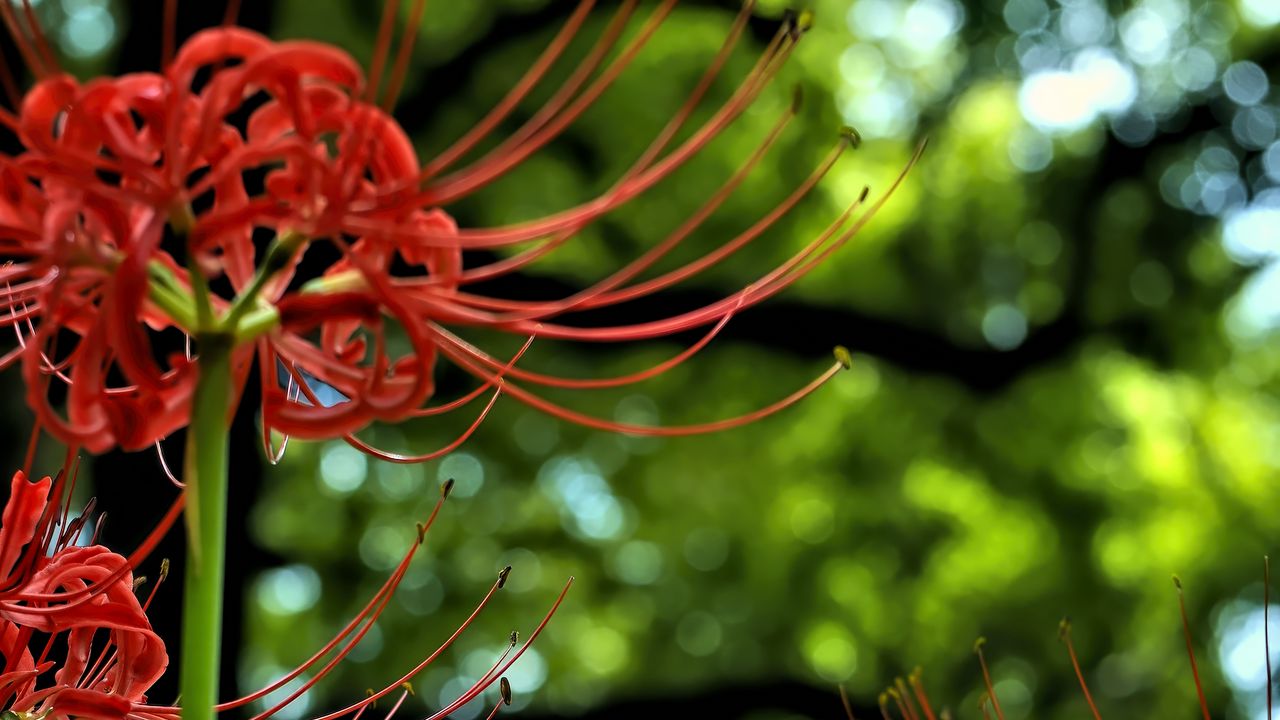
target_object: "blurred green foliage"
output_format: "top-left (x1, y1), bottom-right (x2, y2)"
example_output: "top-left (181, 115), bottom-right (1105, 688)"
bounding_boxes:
top-left (27, 0), bottom-right (1280, 717)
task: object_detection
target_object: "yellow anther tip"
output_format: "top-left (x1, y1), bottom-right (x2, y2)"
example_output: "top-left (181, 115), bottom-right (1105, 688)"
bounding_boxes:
top-left (834, 345), bottom-right (853, 370)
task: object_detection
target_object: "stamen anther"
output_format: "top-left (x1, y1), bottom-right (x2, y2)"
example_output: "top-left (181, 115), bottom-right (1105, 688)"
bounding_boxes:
top-left (791, 10), bottom-right (815, 38)
top-left (834, 346), bottom-right (853, 370)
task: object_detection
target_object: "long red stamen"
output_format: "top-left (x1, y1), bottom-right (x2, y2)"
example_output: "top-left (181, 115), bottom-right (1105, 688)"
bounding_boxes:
top-left (73, 499), bottom-right (98, 543)
top-left (973, 638), bottom-right (1006, 720)
top-left (432, 322), bottom-right (849, 436)
top-left (1267, 556), bottom-right (1273, 720)
top-left (425, 0), bottom-right (597, 176)
top-left (341, 386), bottom-right (501, 463)
top-left (429, 635), bottom-right (518, 711)
top-left (421, 0), bottom-right (678, 205)
top-left (896, 678), bottom-right (921, 720)
top-left (380, 0), bottom-right (429, 112)
top-left (840, 685), bottom-right (857, 720)
top-left (24, 462), bottom-right (70, 580)
top-left (365, 0), bottom-right (400, 104)
top-left (59, 455), bottom-right (83, 548)
top-left (436, 305), bottom-right (739, 391)
top-left (163, 0), bottom-right (179, 68)
top-left (500, 138), bottom-right (914, 345)
top-left (469, 126), bottom-right (848, 318)
top-left (380, 684), bottom-right (415, 720)
top-left (1173, 575), bottom-right (1212, 720)
top-left (412, 0), bottom-right (638, 190)
top-left (399, 175), bottom-right (865, 346)
top-left (419, 578), bottom-right (573, 720)
top-left (0, 0), bottom-right (46, 81)
top-left (908, 668), bottom-right (937, 720)
top-left (81, 628), bottom-right (122, 691)
top-left (21, 420), bottom-right (40, 479)
top-left (18, 0), bottom-right (56, 76)
top-left (222, 0), bottom-right (242, 25)
top-left (889, 686), bottom-right (914, 720)
top-left (480, 694), bottom-right (505, 720)
top-left (436, 0), bottom-right (752, 219)
top-left (460, 95), bottom-right (801, 321)
top-left (304, 576), bottom-right (569, 720)
top-left (411, 191), bottom-right (855, 342)
top-left (245, 569), bottom-right (412, 720)
top-left (123, 492), bottom-right (184, 577)
top-left (397, 10), bottom-right (795, 240)
top-left (409, 382), bottom-right (502, 418)
top-left (1058, 618), bottom-right (1101, 720)
top-left (218, 480), bottom-right (455, 712)
top-left (338, 335), bottom-right (533, 462)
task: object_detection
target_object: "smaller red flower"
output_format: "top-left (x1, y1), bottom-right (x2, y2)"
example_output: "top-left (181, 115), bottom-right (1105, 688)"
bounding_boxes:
top-left (0, 464), bottom-right (562, 719)
top-left (0, 468), bottom-right (169, 720)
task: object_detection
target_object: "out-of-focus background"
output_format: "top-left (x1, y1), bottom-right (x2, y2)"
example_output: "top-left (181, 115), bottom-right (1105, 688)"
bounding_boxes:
top-left (4, 0), bottom-right (1280, 717)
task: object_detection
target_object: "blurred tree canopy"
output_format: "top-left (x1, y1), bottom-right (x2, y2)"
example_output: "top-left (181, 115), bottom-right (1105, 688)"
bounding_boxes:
top-left (10, 0), bottom-right (1280, 718)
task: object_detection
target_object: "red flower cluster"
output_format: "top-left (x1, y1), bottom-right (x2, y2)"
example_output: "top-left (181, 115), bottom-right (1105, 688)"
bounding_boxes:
top-left (0, 468), bottom-right (168, 720)
top-left (0, 463), bottom-right (562, 720)
top-left (0, 1), bottom-right (918, 460)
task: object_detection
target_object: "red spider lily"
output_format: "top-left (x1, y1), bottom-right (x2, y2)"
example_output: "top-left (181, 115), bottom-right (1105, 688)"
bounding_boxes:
top-left (0, 0), bottom-right (922, 459)
top-left (0, 463), bottom-right (567, 720)
top-left (0, 465), bottom-right (169, 720)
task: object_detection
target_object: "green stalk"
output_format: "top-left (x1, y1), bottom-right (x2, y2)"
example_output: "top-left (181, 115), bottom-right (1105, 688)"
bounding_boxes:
top-left (180, 332), bottom-right (233, 720)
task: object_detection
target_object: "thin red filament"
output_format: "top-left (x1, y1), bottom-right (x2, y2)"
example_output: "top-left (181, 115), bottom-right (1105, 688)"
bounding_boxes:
top-left (1173, 575), bottom-right (1213, 720)
top-left (1267, 555), bottom-right (1273, 720)
top-left (840, 685), bottom-right (857, 720)
top-left (1059, 619), bottom-right (1101, 720)
top-left (973, 638), bottom-right (1007, 720)
top-left (908, 669), bottom-right (937, 720)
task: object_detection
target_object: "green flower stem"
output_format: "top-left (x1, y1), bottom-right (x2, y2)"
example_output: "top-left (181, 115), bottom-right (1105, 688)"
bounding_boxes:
top-left (223, 231), bottom-right (306, 330)
top-left (231, 305), bottom-right (280, 345)
top-left (188, 253), bottom-right (214, 330)
top-left (149, 226), bottom-right (308, 718)
top-left (145, 262), bottom-right (198, 332)
top-left (180, 331), bottom-right (233, 720)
